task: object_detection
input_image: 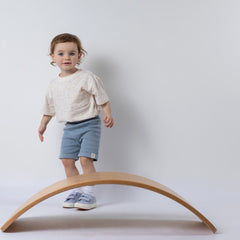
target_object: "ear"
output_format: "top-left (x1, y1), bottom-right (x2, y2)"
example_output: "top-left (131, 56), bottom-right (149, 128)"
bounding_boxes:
top-left (50, 53), bottom-right (55, 63)
top-left (78, 52), bottom-right (82, 61)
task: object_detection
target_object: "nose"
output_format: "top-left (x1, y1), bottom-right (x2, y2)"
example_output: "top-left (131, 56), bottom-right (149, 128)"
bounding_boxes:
top-left (64, 54), bottom-right (70, 60)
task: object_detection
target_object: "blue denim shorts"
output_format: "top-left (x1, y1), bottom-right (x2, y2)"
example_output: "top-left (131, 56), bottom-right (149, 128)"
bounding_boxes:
top-left (59, 116), bottom-right (101, 161)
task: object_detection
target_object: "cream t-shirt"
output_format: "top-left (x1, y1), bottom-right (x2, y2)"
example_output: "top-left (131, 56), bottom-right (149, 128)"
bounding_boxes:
top-left (41, 69), bottom-right (109, 122)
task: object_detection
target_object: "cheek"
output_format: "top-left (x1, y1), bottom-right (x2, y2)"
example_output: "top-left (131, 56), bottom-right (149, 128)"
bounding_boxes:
top-left (55, 56), bottom-right (62, 63)
top-left (54, 57), bottom-right (62, 66)
top-left (72, 56), bottom-right (79, 62)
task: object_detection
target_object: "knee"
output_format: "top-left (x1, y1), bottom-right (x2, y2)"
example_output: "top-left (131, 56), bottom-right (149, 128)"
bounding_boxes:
top-left (61, 158), bottom-right (75, 169)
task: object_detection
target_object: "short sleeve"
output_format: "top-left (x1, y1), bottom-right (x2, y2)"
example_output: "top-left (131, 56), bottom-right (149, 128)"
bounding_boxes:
top-left (41, 86), bottom-right (55, 116)
top-left (86, 73), bottom-right (109, 105)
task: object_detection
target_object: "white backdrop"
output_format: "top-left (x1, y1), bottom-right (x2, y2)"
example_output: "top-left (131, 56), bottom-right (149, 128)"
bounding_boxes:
top-left (0, 0), bottom-right (239, 191)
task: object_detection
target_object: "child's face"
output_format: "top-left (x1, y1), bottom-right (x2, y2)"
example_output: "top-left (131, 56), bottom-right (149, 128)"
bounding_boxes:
top-left (51, 42), bottom-right (81, 73)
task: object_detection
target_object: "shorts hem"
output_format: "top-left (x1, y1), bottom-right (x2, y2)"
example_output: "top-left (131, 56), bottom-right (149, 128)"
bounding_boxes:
top-left (59, 155), bottom-right (79, 161)
top-left (78, 152), bottom-right (98, 161)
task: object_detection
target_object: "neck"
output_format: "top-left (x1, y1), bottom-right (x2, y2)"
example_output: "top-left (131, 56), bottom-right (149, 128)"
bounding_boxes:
top-left (59, 68), bottom-right (78, 77)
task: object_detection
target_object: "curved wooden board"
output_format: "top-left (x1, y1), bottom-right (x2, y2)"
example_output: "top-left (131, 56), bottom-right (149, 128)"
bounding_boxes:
top-left (1, 172), bottom-right (216, 233)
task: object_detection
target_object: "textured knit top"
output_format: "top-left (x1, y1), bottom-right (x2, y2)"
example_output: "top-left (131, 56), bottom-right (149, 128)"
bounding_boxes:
top-left (41, 69), bottom-right (109, 122)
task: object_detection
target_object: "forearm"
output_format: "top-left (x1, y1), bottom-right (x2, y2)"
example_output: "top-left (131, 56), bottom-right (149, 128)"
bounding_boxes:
top-left (101, 101), bottom-right (111, 115)
top-left (40, 115), bottom-right (52, 127)
top-left (38, 115), bottom-right (52, 142)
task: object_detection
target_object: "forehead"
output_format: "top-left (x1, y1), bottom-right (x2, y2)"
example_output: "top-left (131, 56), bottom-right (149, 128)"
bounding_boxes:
top-left (54, 42), bottom-right (78, 52)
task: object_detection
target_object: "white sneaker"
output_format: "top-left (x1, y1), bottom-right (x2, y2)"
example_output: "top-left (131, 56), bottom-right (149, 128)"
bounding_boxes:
top-left (62, 192), bottom-right (82, 208)
top-left (74, 193), bottom-right (97, 210)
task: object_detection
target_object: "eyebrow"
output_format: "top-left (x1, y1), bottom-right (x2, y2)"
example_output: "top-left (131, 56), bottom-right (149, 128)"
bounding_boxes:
top-left (57, 50), bottom-right (78, 52)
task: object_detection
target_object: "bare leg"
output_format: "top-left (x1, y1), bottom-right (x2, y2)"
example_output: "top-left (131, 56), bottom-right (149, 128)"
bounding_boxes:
top-left (61, 158), bottom-right (79, 178)
top-left (62, 158), bottom-right (81, 208)
top-left (79, 157), bottom-right (96, 196)
top-left (61, 158), bottom-right (82, 207)
top-left (80, 156), bottom-right (96, 174)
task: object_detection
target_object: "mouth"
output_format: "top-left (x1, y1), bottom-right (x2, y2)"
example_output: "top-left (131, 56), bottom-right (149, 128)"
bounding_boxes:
top-left (63, 62), bottom-right (71, 65)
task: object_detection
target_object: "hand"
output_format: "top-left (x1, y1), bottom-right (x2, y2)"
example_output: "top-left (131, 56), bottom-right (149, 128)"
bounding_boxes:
top-left (103, 114), bottom-right (114, 128)
top-left (38, 124), bottom-right (46, 142)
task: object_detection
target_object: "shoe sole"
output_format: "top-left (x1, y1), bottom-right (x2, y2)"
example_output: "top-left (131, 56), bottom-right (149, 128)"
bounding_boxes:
top-left (62, 203), bottom-right (75, 208)
top-left (74, 202), bottom-right (97, 210)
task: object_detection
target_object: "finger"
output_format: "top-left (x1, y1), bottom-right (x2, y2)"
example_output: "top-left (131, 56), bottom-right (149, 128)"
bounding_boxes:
top-left (104, 117), bottom-right (109, 123)
top-left (105, 120), bottom-right (113, 128)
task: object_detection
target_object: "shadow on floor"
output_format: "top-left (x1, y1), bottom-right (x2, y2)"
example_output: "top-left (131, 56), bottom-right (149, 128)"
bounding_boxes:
top-left (5, 215), bottom-right (212, 235)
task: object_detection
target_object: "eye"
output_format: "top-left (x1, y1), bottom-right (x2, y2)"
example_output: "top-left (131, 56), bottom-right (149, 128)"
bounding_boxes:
top-left (69, 52), bottom-right (75, 56)
top-left (58, 53), bottom-right (64, 56)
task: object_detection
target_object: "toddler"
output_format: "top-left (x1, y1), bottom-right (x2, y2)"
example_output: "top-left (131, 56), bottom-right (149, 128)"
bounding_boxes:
top-left (38, 33), bottom-right (114, 210)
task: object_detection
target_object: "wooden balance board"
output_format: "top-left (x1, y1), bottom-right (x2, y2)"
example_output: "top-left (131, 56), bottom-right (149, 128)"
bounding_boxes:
top-left (1, 172), bottom-right (217, 233)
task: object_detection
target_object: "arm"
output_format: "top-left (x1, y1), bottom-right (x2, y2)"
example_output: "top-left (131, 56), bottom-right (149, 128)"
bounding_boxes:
top-left (38, 115), bottom-right (52, 142)
top-left (101, 101), bottom-right (114, 128)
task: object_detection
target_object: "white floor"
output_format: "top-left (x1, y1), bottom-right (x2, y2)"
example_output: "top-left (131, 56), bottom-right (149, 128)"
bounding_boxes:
top-left (0, 178), bottom-right (239, 240)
